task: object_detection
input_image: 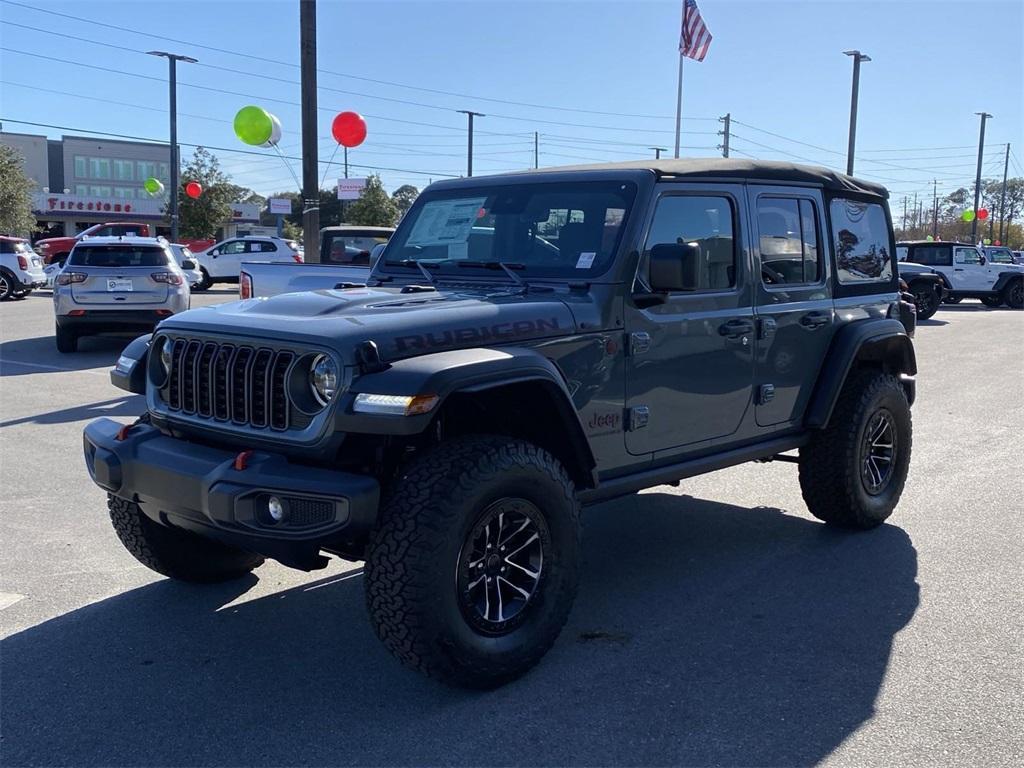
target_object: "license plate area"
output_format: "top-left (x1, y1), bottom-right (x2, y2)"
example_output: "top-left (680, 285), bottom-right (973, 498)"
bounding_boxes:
top-left (107, 278), bottom-right (134, 292)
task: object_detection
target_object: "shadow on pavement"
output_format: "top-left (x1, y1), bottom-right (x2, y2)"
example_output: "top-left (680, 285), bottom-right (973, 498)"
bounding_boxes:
top-left (0, 493), bottom-right (919, 767)
top-left (916, 318), bottom-right (949, 327)
top-left (0, 334), bottom-right (132, 377)
top-left (0, 395), bottom-right (143, 428)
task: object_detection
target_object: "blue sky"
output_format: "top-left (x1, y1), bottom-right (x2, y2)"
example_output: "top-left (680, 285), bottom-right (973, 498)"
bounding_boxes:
top-left (2, 0), bottom-right (1022, 206)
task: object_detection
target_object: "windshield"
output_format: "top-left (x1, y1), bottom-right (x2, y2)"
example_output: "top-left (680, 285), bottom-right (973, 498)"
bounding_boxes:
top-left (383, 180), bottom-right (636, 278)
top-left (68, 245), bottom-right (170, 268)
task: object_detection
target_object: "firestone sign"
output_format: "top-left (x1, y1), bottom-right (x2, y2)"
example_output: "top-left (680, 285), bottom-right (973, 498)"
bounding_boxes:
top-left (31, 193), bottom-right (260, 223)
top-left (45, 197), bottom-right (136, 214)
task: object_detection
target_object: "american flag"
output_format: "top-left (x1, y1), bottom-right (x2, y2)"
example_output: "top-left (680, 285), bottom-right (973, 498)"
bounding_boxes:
top-left (679, 0), bottom-right (712, 62)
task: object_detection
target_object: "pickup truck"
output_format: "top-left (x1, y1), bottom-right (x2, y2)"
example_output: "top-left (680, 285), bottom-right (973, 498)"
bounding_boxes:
top-left (35, 222), bottom-right (155, 266)
top-left (239, 232), bottom-right (390, 299)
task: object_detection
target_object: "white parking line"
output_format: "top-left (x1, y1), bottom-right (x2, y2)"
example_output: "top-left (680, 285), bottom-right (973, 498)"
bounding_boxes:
top-left (0, 359), bottom-right (108, 376)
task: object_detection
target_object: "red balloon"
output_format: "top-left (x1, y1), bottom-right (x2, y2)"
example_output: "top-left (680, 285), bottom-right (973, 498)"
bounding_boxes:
top-left (185, 181), bottom-right (202, 199)
top-left (995, 240), bottom-right (1001, 246)
top-left (977, 208), bottom-right (989, 220)
top-left (332, 111), bottom-right (367, 148)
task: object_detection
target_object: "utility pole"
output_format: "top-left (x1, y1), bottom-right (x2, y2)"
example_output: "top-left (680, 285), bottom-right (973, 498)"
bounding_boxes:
top-left (718, 113), bottom-right (731, 158)
top-left (997, 143), bottom-right (1010, 243)
top-left (534, 131), bottom-right (539, 169)
top-left (649, 147), bottom-right (669, 159)
top-left (299, 0), bottom-right (320, 262)
top-left (971, 111), bottom-right (992, 244)
top-left (902, 196), bottom-right (908, 234)
top-left (147, 50), bottom-right (197, 242)
top-left (932, 179), bottom-right (939, 238)
top-left (843, 50), bottom-right (871, 176)
top-left (458, 110), bottom-right (485, 177)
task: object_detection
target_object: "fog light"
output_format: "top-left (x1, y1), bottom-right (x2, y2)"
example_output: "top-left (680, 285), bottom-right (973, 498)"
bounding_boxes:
top-left (267, 496), bottom-right (285, 523)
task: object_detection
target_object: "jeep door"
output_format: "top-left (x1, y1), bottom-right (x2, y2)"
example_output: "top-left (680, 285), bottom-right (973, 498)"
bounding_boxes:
top-left (748, 188), bottom-right (834, 427)
top-left (624, 184), bottom-right (754, 456)
top-left (952, 246), bottom-right (991, 290)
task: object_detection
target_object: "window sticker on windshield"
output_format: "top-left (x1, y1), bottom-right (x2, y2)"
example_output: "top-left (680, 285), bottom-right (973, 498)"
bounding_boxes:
top-left (575, 251), bottom-right (596, 269)
top-left (406, 198), bottom-right (487, 246)
top-left (448, 241), bottom-right (469, 261)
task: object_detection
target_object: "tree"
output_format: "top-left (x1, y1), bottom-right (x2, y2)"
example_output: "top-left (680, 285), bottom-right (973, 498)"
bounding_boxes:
top-left (0, 144), bottom-right (37, 236)
top-left (176, 147), bottom-right (234, 239)
top-left (346, 175), bottom-right (398, 227)
top-left (391, 184), bottom-right (419, 220)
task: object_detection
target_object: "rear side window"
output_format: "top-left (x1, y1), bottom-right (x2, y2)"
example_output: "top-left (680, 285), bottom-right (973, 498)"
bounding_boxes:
top-left (323, 234), bottom-right (390, 265)
top-left (68, 246), bottom-right (169, 267)
top-left (756, 197), bottom-right (822, 285)
top-left (830, 199), bottom-right (893, 284)
top-left (907, 245), bottom-right (952, 266)
top-left (641, 195), bottom-right (736, 291)
top-left (249, 241), bottom-right (277, 253)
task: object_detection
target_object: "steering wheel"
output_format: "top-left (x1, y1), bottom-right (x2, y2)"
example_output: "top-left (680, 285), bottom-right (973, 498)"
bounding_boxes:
top-left (761, 264), bottom-right (785, 285)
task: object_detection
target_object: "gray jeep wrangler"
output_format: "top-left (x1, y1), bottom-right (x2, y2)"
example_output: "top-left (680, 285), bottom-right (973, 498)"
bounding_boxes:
top-left (84, 159), bottom-right (917, 688)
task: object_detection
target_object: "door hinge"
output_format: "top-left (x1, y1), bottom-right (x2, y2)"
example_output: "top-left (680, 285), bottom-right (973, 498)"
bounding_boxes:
top-left (628, 331), bottom-right (651, 356)
top-left (757, 384), bottom-right (775, 405)
top-left (758, 317), bottom-right (777, 340)
top-left (626, 405), bottom-right (649, 431)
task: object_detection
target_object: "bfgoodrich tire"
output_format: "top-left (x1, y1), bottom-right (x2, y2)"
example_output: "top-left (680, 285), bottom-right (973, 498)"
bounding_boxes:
top-left (107, 495), bottom-right (264, 582)
top-left (364, 435), bottom-right (582, 689)
top-left (799, 371), bottom-right (912, 529)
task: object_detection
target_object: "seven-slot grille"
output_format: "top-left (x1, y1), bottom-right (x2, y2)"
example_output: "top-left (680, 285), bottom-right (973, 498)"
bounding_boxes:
top-left (163, 338), bottom-right (295, 430)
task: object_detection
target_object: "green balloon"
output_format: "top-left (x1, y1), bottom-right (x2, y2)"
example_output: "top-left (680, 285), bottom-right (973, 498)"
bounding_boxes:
top-left (143, 177), bottom-right (164, 196)
top-left (962, 209), bottom-right (976, 222)
top-left (926, 235), bottom-right (934, 241)
top-left (234, 105), bottom-right (273, 146)
top-left (983, 238), bottom-right (992, 245)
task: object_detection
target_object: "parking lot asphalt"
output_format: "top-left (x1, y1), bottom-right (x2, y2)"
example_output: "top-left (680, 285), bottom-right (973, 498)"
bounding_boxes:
top-left (1, 290), bottom-right (1021, 767)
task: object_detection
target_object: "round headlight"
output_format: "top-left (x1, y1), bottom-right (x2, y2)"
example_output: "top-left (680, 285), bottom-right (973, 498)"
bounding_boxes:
top-left (159, 340), bottom-right (173, 374)
top-left (310, 354), bottom-right (338, 406)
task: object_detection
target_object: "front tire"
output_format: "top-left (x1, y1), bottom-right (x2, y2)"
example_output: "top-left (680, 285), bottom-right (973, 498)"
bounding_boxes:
top-left (909, 283), bottom-right (939, 320)
top-left (107, 495), bottom-right (264, 582)
top-left (1003, 279), bottom-right (1024, 309)
top-left (799, 371), bottom-right (912, 529)
top-left (364, 435), bottom-right (581, 688)
top-left (0, 272), bottom-right (12, 301)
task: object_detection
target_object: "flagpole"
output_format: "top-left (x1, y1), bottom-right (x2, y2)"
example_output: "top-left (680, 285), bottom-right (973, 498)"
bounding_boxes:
top-left (674, 52), bottom-right (684, 158)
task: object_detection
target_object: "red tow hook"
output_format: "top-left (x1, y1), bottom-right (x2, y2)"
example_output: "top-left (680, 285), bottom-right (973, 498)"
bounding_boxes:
top-left (115, 424), bottom-right (133, 442)
top-left (233, 450), bottom-right (255, 471)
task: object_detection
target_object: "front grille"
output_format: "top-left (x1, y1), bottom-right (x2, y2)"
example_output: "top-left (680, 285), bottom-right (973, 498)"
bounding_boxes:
top-left (163, 337), bottom-right (296, 431)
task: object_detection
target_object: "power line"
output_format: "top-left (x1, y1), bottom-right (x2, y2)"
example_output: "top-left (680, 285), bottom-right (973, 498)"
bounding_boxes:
top-left (0, 0), bottom-right (709, 121)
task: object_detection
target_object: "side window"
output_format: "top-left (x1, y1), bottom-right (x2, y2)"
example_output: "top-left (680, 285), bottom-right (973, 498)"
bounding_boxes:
top-left (954, 247), bottom-right (981, 265)
top-left (248, 241), bottom-right (276, 253)
top-left (829, 199), bottom-right (893, 284)
top-left (93, 226), bottom-right (115, 237)
top-left (756, 197), bottom-right (821, 285)
top-left (909, 245), bottom-right (951, 267)
top-left (221, 241), bottom-right (246, 255)
top-left (641, 195), bottom-right (735, 291)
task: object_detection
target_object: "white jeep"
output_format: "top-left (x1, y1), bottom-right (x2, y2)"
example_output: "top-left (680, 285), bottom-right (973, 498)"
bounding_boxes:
top-left (897, 240), bottom-right (1023, 309)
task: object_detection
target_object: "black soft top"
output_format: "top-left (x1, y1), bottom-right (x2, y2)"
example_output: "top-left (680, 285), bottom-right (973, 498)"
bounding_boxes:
top-left (440, 158), bottom-right (888, 199)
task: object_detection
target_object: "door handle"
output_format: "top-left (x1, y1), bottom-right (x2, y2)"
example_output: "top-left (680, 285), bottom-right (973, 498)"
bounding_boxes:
top-left (718, 319), bottom-right (754, 339)
top-left (954, 268), bottom-right (964, 272)
top-left (799, 311), bottom-right (830, 329)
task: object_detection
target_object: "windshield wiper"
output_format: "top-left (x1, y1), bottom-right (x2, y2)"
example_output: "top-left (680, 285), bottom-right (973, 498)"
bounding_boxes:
top-left (454, 260), bottom-right (527, 289)
top-left (395, 258), bottom-right (437, 285)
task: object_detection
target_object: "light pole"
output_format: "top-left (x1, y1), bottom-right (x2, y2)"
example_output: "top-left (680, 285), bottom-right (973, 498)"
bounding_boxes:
top-left (458, 110), bottom-right (485, 177)
top-left (147, 51), bottom-right (197, 243)
top-left (843, 50), bottom-right (871, 176)
top-left (971, 111), bottom-right (992, 243)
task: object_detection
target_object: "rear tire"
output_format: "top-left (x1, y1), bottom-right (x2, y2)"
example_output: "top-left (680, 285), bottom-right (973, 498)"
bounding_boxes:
top-left (0, 272), bottom-right (12, 301)
top-left (107, 495), bottom-right (264, 582)
top-left (1003, 279), bottom-right (1024, 309)
top-left (55, 324), bottom-right (78, 353)
top-left (364, 435), bottom-right (581, 688)
top-left (799, 371), bottom-right (912, 529)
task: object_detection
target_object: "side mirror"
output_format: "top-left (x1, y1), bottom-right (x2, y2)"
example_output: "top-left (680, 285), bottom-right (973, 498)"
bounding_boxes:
top-left (649, 242), bottom-right (700, 292)
top-left (979, 255), bottom-right (986, 265)
top-left (210, 249), bottom-right (219, 257)
top-left (180, 259), bottom-right (196, 270)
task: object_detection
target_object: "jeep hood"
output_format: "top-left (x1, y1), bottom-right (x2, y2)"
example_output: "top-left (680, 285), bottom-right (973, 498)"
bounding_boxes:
top-left (159, 285), bottom-right (578, 364)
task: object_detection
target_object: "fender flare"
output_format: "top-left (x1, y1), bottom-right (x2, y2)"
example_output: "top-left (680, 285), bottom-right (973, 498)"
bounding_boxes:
top-left (992, 270), bottom-right (1023, 293)
top-left (337, 346), bottom-right (596, 481)
top-left (805, 319), bottom-right (916, 429)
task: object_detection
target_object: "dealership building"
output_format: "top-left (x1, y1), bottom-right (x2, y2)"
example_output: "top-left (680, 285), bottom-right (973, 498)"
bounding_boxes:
top-left (1, 132), bottom-right (259, 239)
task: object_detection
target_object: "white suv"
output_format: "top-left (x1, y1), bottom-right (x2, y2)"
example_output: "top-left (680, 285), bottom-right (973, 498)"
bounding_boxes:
top-left (0, 236), bottom-right (47, 300)
top-left (191, 236), bottom-right (303, 290)
top-left (897, 240), bottom-right (1024, 309)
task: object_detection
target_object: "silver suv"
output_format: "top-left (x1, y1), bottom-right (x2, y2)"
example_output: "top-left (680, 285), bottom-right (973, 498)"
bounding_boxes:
top-left (53, 237), bottom-right (190, 353)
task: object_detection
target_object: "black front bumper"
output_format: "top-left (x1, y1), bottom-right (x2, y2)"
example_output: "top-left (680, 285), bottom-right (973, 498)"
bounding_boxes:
top-left (83, 418), bottom-right (380, 569)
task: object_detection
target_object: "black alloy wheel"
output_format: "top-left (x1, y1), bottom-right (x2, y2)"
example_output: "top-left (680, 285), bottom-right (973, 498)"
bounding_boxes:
top-left (457, 499), bottom-right (547, 635)
top-left (860, 409), bottom-right (897, 496)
